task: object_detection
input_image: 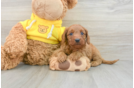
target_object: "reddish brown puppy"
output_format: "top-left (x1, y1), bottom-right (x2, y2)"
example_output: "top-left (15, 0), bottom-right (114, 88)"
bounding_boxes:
top-left (51, 24), bottom-right (119, 67)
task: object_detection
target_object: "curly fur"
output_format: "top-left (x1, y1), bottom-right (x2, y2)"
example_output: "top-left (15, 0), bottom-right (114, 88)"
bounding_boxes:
top-left (51, 24), bottom-right (119, 67)
top-left (1, 23), bottom-right (60, 70)
top-left (23, 39), bottom-right (60, 65)
top-left (1, 23), bottom-right (27, 70)
top-left (1, 0), bottom-right (77, 70)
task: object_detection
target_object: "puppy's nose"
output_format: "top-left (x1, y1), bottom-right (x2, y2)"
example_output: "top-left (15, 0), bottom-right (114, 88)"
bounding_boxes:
top-left (75, 39), bottom-right (80, 43)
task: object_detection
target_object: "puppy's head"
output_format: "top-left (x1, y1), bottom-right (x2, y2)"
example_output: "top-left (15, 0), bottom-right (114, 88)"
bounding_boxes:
top-left (61, 24), bottom-right (90, 49)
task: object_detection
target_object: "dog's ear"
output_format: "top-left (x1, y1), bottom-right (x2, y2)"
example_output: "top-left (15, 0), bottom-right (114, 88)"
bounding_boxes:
top-left (66, 0), bottom-right (78, 9)
top-left (61, 28), bottom-right (69, 45)
top-left (84, 27), bottom-right (90, 44)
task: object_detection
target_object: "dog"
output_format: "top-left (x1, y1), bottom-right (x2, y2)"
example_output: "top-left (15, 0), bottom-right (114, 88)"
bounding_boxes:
top-left (51, 24), bottom-right (119, 67)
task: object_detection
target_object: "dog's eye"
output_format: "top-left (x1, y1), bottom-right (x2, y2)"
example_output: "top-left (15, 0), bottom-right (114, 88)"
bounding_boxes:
top-left (81, 32), bottom-right (84, 35)
top-left (70, 33), bottom-right (73, 36)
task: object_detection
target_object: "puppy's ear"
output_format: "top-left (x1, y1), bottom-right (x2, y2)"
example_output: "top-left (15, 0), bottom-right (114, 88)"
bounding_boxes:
top-left (66, 0), bottom-right (78, 9)
top-left (84, 28), bottom-right (90, 44)
top-left (61, 28), bottom-right (69, 45)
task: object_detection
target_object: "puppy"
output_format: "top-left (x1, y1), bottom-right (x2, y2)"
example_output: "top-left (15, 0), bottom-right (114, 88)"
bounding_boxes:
top-left (51, 24), bottom-right (119, 67)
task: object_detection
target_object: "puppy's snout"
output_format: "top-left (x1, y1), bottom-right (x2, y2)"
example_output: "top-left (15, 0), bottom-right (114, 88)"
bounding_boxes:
top-left (75, 39), bottom-right (80, 43)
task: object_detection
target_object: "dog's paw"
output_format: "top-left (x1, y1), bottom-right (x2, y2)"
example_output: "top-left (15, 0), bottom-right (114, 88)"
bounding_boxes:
top-left (57, 52), bottom-right (67, 63)
top-left (68, 53), bottom-right (82, 61)
top-left (58, 57), bottom-right (67, 63)
top-left (68, 51), bottom-right (84, 61)
top-left (91, 61), bottom-right (99, 67)
top-left (70, 57), bottom-right (80, 61)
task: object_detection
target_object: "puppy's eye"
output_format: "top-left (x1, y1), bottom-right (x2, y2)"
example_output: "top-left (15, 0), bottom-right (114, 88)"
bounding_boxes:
top-left (81, 32), bottom-right (84, 35)
top-left (70, 33), bottom-right (73, 36)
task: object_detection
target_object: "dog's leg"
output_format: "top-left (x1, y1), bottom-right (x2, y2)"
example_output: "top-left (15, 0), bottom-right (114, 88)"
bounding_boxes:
top-left (91, 55), bottom-right (102, 67)
top-left (91, 54), bottom-right (119, 67)
top-left (90, 44), bottom-right (119, 67)
top-left (1, 23), bottom-right (27, 70)
top-left (50, 48), bottom-right (68, 63)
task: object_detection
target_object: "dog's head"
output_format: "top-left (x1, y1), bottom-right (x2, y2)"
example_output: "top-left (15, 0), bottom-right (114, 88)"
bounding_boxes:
top-left (32, 0), bottom-right (77, 20)
top-left (61, 24), bottom-right (90, 49)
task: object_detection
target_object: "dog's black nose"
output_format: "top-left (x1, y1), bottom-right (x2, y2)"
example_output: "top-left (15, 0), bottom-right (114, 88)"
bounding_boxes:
top-left (75, 39), bottom-right (80, 43)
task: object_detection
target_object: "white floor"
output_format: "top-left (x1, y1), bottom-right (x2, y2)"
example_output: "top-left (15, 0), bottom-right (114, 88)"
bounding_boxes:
top-left (1, 61), bottom-right (132, 88)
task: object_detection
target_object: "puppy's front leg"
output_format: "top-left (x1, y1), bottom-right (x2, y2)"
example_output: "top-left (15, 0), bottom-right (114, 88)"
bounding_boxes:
top-left (50, 49), bottom-right (67, 63)
top-left (57, 52), bottom-right (68, 63)
top-left (68, 51), bottom-right (84, 61)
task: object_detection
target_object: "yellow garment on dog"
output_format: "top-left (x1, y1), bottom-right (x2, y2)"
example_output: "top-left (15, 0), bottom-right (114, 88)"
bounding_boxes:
top-left (20, 13), bottom-right (65, 44)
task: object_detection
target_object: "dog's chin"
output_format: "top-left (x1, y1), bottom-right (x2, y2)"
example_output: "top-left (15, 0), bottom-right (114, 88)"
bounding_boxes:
top-left (70, 44), bottom-right (84, 49)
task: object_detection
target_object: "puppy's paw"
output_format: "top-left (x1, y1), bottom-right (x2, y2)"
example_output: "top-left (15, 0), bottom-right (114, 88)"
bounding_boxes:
top-left (57, 52), bottom-right (67, 63)
top-left (68, 52), bottom-right (83, 61)
top-left (69, 56), bottom-right (80, 61)
top-left (91, 61), bottom-right (99, 67)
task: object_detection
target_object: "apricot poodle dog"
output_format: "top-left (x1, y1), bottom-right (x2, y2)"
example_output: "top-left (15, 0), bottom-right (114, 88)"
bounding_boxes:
top-left (51, 24), bottom-right (119, 67)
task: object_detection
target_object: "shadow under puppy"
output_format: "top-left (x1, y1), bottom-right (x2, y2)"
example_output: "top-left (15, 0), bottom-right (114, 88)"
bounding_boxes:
top-left (50, 24), bottom-right (119, 71)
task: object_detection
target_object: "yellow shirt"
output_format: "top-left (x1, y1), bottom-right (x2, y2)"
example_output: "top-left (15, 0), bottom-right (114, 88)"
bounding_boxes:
top-left (20, 13), bottom-right (65, 44)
